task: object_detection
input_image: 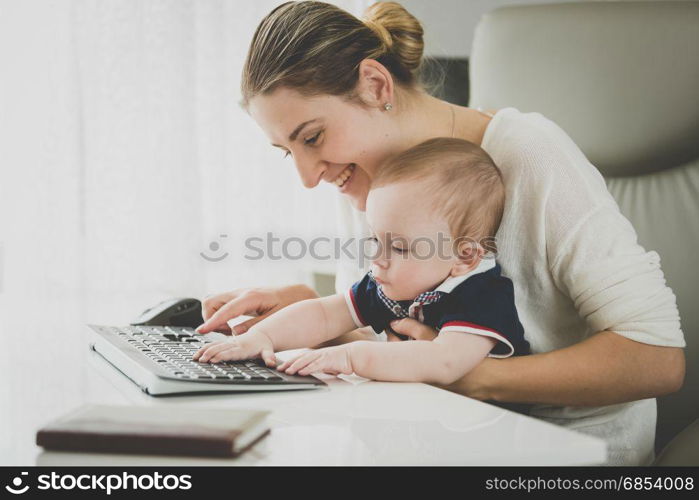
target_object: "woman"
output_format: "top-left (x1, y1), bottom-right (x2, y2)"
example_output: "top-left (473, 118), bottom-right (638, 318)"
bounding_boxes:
top-left (196, 1), bottom-right (685, 465)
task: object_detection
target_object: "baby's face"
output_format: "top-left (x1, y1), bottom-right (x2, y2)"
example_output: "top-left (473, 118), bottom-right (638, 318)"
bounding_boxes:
top-left (365, 180), bottom-right (457, 301)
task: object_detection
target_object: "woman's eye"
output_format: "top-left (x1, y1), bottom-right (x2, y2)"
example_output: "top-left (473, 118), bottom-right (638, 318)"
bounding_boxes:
top-left (391, 246), bottom-right (407, 254)
top-left (304, 131), bottom-right (322, 145)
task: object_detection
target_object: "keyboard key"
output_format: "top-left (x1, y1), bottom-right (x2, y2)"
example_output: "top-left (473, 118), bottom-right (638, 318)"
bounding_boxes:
top-left (110, 325), bottom-right (318, 387)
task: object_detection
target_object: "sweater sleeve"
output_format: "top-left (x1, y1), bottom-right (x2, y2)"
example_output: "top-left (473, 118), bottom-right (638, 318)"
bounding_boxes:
top-left (528, 114), bottom-right (685, 347)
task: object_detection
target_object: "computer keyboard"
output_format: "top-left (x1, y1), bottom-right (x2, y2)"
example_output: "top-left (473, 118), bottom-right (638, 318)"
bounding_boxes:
top-left (117, 325), bottom-right (281, 380)
top-left (88, 324), bottom-right (324, 395)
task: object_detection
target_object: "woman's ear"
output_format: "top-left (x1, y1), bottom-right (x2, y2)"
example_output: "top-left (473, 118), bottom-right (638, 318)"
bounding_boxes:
top-left (451, 241), bottom-right (485, 276)
top-left (355, 59), bottom-right (394, 108)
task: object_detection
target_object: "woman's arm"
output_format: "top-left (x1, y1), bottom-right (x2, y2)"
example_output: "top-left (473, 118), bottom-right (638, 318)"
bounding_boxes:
top-left (440, 330), bottom-right (685, 406)
top-left (197, 284), bottom-right (319, 334)
top-left (387, 318), bottom-right (684, 406)
top-left (470, 114), bottom-right (684, 407)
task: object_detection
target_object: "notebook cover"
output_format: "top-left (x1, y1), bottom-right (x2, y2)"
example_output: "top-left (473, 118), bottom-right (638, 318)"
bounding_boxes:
top-left (36, 405), bottom-right (270, 458)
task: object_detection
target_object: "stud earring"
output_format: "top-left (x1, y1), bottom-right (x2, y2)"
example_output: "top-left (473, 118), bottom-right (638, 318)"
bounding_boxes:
top-left (383, 102), bottom-right (393, 111)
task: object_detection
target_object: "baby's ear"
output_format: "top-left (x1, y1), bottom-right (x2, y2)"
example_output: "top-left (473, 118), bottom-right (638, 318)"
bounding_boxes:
top-left (451, 240), bottom-right (485, 276)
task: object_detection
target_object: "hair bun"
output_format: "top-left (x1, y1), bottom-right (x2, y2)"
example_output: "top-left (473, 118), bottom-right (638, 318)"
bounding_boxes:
top-left (363, 1), bottom-right (424, 73)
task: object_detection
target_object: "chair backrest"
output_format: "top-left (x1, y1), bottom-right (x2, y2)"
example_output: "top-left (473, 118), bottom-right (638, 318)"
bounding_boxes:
top-left (469, 0), bottom-right (699, 452)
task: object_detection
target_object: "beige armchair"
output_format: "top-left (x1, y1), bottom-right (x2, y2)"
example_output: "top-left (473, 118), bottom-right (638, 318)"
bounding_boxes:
top-left (469, 1), bottom-right (699, 464)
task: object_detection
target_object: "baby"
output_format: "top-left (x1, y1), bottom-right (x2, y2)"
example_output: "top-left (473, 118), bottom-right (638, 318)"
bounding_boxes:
top-left (194, 138), bottom-right (529, 385)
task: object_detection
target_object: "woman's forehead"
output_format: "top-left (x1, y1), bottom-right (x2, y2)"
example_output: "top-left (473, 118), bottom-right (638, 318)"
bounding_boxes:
top-left (249, 88), bottom-right (332, 132)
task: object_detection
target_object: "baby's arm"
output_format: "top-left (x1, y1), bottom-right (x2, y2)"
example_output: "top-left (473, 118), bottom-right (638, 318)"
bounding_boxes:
top-left (352, 332), bottom-right (496, 384)
top-left (282, 331), bottom-right (496, 385)
top-left (251, 294), bottom-right (356, 351)
top-left (194, 294), bottom-right (356, 364)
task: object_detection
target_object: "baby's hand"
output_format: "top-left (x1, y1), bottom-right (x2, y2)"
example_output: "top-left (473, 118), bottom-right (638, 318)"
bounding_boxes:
top-left (277, 345), bottom-right (353, 376)
top-left (192, 330), bottom-right (276, 367)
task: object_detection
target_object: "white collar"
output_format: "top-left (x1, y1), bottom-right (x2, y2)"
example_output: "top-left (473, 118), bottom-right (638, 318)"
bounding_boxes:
top-left (433, 258), bottom-right (497, 294)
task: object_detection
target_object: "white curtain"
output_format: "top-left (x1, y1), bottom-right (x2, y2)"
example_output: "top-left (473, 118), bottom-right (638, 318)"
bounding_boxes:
top-left (1, 0), bottom-right (370, 323)
top-left (0, 0), bottom-right (369, 463)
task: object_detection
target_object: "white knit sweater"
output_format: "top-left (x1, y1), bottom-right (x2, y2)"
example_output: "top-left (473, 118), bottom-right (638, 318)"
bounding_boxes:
top-left (334, 107), bottom-right (685, 466)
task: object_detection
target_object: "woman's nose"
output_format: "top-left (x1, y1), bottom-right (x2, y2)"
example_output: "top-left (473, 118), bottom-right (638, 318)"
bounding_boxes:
top-left (293, 152), bottom-right (325, 189)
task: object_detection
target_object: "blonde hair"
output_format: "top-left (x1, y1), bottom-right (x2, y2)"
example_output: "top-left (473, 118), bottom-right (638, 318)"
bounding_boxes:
top-left (371, 138), bottom-right (505, 253)
top-left (241, 1), bottom-right (424, 107)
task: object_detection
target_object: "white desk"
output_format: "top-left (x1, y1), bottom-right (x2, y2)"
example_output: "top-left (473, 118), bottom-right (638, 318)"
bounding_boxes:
top-left (0, 294), bottom-right (605, 466)
top-left (29, 345), bottom-right (606, 466)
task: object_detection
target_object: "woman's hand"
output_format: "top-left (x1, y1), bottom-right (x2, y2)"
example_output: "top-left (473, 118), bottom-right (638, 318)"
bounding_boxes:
top-left (196, 284), bottom-right (318, 335)
top-left (386, 318), bottom-right (438, 342)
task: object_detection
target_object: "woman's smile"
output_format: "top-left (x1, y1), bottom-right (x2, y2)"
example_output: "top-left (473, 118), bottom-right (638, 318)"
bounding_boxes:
top-left (332, 163), bottom-right (356, 191)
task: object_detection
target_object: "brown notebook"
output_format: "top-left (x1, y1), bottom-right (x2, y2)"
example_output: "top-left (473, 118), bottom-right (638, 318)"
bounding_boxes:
top-left (36, 405), bottom-right (270, 457)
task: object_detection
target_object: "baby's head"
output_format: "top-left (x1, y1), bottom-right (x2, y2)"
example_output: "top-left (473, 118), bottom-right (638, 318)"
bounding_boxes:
top-left (366, 137), bottom-right (504, 301)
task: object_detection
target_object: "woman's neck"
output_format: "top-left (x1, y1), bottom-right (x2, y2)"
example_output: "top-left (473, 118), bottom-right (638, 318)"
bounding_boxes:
top-left (393, 91), bottom-right (491, 151)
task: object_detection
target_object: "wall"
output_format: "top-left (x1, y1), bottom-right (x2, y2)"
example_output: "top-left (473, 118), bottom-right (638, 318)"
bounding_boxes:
top-left (396, 0), bottom-right (692, 58)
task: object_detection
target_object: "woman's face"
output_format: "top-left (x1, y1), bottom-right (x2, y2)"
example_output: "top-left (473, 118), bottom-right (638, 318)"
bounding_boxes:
top-left (248, 87), bottom-right (396, 211)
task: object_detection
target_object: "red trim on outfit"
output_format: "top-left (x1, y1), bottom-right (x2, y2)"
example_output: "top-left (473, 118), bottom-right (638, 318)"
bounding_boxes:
top-left (349, 289), bottom-right (367, 326)
top-left (441, 320), bottom-right (502, 336)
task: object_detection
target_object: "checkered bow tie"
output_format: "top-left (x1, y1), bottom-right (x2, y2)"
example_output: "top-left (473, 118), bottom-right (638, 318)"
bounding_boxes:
top-left (369, 270), bottom-right (445, 320)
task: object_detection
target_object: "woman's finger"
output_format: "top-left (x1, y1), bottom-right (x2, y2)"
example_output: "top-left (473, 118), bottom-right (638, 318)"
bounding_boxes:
top-left (385, 329), bottom-right (402, 342)
top-left (210, 323), bottom-right (233, 335)
top-left (201, 291), bottom-right (240, 321)
top-left (196, 294), bottom-right (261, 334)
top-left (390, 318), bottom-right (438, 341)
